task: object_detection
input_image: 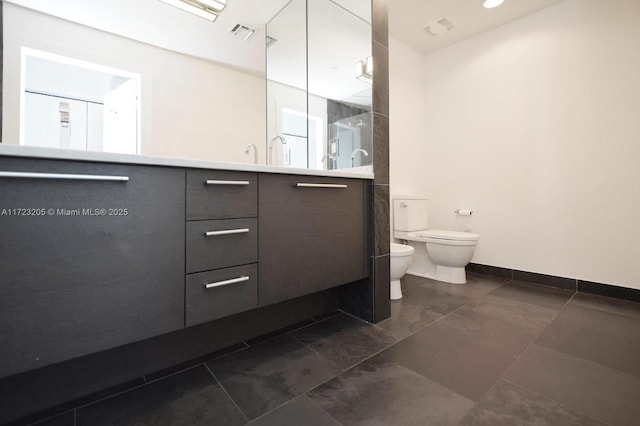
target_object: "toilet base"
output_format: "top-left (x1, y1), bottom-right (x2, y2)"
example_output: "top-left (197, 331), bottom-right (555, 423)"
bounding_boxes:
top-left (407, 267), bottom-right (467, 284)
top-left (436, 265), bottom-right (467, 284)
top-left (390, 279), bottom-right (403, 300)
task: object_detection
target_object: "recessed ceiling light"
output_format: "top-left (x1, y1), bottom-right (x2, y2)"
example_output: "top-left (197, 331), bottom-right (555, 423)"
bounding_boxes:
top-left (483, 0), bottom-right (505, 9)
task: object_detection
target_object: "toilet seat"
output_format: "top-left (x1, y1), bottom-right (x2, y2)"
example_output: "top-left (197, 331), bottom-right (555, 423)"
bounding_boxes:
top-left (417, 230), bottom-right (479, 241)
top-left (409, 230), bottom-right (479, 246)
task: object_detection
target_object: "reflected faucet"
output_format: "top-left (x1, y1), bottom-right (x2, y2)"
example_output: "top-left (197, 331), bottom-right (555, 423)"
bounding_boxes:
top-left (350, 148), bottom-right (369, 167)
top-left (267, 135), bottom-right (287, 165)
top-left (244, 144), bottom-right (258, 164)
top-left (321, 154), bottom-right (337, 170)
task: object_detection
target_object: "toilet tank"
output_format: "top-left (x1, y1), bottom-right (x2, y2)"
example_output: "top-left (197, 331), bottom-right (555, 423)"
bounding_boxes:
top-left (393, 198), bottom-right (428, 231)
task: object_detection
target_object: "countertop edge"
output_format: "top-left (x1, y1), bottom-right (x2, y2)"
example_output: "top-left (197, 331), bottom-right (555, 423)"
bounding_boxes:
top-left (0, 145), bottom-right (374, 179)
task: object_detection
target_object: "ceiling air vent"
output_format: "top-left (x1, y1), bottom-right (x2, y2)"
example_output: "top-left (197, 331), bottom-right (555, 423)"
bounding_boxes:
top-left (231, 24), bottom-right (256, 41)
top-left (423, 17), bottom-right (457, 36)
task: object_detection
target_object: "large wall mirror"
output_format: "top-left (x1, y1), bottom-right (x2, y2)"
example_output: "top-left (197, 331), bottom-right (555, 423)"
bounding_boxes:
top-left (0, 0), bottom-right (372, 171)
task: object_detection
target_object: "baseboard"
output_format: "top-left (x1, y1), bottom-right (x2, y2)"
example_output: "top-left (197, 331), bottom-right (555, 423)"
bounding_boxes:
top-left (467, 263), bottom-right (640, 303)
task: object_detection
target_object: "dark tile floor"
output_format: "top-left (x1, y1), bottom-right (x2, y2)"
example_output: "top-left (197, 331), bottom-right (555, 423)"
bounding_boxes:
top-left (32, 272), bottom-right (640, 426)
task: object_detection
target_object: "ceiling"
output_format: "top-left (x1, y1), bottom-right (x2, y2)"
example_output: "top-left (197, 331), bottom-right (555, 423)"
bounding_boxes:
top-left (388, 0), bottom-right (565, 55)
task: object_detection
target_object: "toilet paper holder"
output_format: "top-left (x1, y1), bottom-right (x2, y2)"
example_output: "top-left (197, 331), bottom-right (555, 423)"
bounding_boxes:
top-left (454, 209), bottom-right (473, 216)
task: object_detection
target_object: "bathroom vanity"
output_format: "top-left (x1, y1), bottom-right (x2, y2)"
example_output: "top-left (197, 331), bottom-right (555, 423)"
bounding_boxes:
top-left (0, 148), bottom-right (371, 381)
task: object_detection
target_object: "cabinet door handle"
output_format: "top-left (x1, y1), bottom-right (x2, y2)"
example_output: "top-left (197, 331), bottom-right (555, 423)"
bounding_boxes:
top-left (0, 171), bottom-right (129, 182)
top-left (296, 183), bottom-right (347, 189)
top-left (204, 228), bottom-right (250, 237)
top-left (206, 180), bottom-right (250, 186)
top-left (204, 276), bottom-right (250, 289)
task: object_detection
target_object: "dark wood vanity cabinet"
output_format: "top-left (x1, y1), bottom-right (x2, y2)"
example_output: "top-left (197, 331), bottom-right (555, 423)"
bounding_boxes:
top-left (0, 157), bottom-right (369, 379)
top-left (0, 158), bottom-right (185, 378)
top-left (258, 174), bottom-right (368, 306)
top-left (184, 169), bottom-right (259, 327)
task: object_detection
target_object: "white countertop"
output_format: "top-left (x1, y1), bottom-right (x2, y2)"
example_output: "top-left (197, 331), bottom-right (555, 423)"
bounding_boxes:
top-left (0, 145), bottom-right (374, 179)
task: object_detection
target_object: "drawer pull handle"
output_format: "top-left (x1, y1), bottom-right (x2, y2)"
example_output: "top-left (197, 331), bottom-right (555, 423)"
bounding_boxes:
top-left (0, 171), bottom-right (129, 182)
top-left (205, 276), bottom-right (250, 289)
top-left (296, 183), bottom-right (347, 189)
top-left (204, 228), bottom-right (250, 237)
top-left (206, 180), bottom-right (250, 186)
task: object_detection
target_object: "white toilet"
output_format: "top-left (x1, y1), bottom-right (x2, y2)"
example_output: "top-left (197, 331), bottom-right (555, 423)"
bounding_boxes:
top-left (390, 243), bottom-right (414, 300)
top-left (393, 198), bottom-right (479, 284)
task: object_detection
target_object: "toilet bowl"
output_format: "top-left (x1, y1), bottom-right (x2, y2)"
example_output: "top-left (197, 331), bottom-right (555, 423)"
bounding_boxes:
top-left (390, 243), bottom-right (414, 300)
top-left (393, 198), bottom-right (479, 284)
top-left (410, 230), bottom-right (479, 284)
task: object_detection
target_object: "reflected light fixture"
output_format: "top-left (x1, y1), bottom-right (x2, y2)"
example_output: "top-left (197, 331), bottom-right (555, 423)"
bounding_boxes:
top-left (355, 56), bottom-right (373, 84)
top-left (482, 0), bottom-right (504, 8)
top-left (159, 0), bottom-right (227, 21)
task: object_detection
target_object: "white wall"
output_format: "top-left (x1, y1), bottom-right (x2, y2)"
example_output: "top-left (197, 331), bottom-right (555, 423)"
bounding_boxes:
top-left (391, 0), bottom-right (640, 289)
top-left (389, 37), bottom-right (428, 234)
top-left (3, 4), bottom-right (266, 164)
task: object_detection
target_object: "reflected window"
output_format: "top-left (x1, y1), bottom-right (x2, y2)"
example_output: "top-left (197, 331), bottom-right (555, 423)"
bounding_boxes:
top-left (21, 48), bottom-right (140, 154)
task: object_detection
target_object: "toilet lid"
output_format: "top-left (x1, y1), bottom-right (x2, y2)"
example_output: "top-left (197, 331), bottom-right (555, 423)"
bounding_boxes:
top-left (414, 229), bottom-right (479, 241)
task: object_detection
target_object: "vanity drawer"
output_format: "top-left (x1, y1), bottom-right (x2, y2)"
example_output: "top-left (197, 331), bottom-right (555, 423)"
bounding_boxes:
top-left (186, 169), bottom-right (257, 220)
top-left (186, 264), bottom-right (258, 327)
top-left (186, 218), bottom-right (258, 273)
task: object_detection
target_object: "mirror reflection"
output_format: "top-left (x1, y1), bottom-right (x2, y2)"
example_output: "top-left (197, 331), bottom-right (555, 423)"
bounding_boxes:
top-left (22, 49), bottom-right (140, 154)
top-left (1, 0), bottom-right (372, 171)
top-left (266, 0), bottom-right (372, 170)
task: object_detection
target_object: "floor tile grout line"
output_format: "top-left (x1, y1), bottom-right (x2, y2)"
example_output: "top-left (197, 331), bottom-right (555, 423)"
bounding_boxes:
top-left (287, 309), bottom-right (408, 372)
top-left (195, 341), bottom-right (251, 365)
top-left (472, 289), bottom-right (579, 407)
top-left (380, 276), bottom-right (579, 411)
top-left (293, 323), bottom-right (421, 402)
top-left (569, 296), bottom-right (640, 322)
top-left (25, 408), bottom-right (76, 426)
top-left (463, 282), bottom-right (640, 422)
top-left (286, 330), bottom-right (346, 373)
top-left (520, 324), bottom-right (640, 384)
top-left (481, 286), bottom-right (576, 316)
top-left (202, 362), bottom-right (250, 424)
top-left (71, 362), bottom-right (209, 414)
top-left (224, 333), bottom-right (348, 424)
top-left (372, 275), bottom-right (512, 344)
top-left (304, 393), bottom-right (345, 426)
top-left (241, 317), bottom-right (332, 348)
top-left (358, 280), bottom-right (519, 398)
top-left (195, 311), bottom-right (370, 423)
top-left (203, 324), bottom-right (348, 424)
top-left (501, 378), bottom-right (615, 426)
top-left (69, 379), bottom-right (152, 413)
top-left (247, 392), bottom-right (344, 426)
top-left (144, 363), bottom-right (206, 386)
top-left (372, 313), bottom-right (442, 342)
